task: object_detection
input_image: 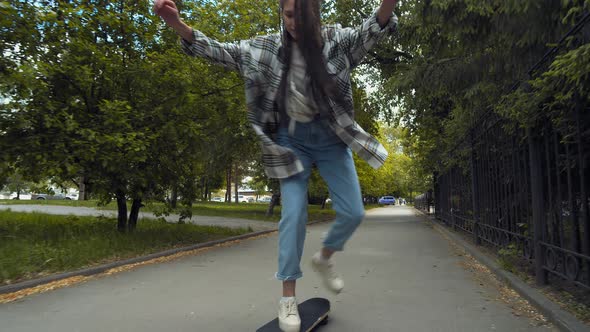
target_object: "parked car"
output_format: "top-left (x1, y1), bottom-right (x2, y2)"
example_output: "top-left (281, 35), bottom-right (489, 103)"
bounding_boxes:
top-left (12, 193), bottom-right (33, 200)
top-left (31, 193), bottom-right (75, 200)
top-left (257, 196), bottom-right (272, 203)
top-left (211, 197), bottom-right (224, 202)
top-left (237, 195), bottom-right (250, 203)
top-left (0, 192), bottom-right (32, 200)
top-left (378, 196), bottom-right (396, 205)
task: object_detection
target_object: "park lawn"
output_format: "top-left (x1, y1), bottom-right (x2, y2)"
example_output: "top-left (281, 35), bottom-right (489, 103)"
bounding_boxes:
top-left (0, 202), bottom-right (379, 286)
top-left (0, 199), bottom-right (115, 209)
top-left (0, 199), bottom-right (337, 222)
top-left (0, 210), bottom-right (251, 286)
top-left (179, 202), bottom-right (336, 222)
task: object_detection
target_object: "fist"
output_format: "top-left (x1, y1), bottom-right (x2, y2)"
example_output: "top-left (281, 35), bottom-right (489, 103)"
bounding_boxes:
top-left (153, 0), bottom-right (181, 26)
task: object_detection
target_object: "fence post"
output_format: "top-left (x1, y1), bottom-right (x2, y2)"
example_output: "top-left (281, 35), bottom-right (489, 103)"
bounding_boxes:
top-left (527, 127), bottom-right (547, 286)
top-left (433, 171), bottom-right (440, 220)
top-left (574, 94), bottom-right (590, 285)
top-left (449, 169), bottom-right (457, 230)
top-left (470, 131), bottom-right (481, 245)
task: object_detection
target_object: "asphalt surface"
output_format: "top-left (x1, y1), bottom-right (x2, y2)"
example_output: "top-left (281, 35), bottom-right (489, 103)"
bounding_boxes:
top-left (0, 206), bottom-right (556, 331)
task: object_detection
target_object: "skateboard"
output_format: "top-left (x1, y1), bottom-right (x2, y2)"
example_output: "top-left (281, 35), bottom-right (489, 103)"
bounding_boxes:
top-left (256, 297), bottom-right (330, 332)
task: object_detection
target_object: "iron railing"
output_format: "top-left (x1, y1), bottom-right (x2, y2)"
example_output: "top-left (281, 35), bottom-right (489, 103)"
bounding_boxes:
top-left (414, 191), bottom-right (434, 214)
top-left (416, 13), bottom-right (590, 290)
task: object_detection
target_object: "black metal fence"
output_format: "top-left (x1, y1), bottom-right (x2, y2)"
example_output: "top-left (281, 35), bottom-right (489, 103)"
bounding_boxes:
top-left (414, 191), bottom-right (434, 214)
top-left (416, 13), bottom-right (590, 290)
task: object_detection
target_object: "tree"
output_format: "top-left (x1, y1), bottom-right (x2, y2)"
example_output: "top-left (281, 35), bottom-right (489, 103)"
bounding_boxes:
top-left (368, 0), bottom-right (587, 184)
top-left (4, 172), bottom-right (29, 199)
top-left (308, 167), bottom-right (330, 208)
top-left (0, 0), bottom-right (269, 230)
top-left (355, 124), bottom-right (431, 200)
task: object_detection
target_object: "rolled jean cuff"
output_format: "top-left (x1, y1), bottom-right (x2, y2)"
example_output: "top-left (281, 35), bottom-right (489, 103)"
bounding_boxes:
top-left (322, 242), bottom-right (345, 252)
top-left (275, 272), bottom-right (303, 281)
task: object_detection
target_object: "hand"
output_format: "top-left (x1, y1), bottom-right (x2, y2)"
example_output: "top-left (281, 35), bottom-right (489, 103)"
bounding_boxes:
top-left (153, 0), bottom-right (182, 28)
top-left (377, 0), bottom-right (398, 27)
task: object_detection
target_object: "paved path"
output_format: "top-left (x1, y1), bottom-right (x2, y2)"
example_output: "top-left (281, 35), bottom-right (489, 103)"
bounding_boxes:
top-left (0, 206), bottom-right (555, 331)
top-left (0, 204), bottom-right (276, 231)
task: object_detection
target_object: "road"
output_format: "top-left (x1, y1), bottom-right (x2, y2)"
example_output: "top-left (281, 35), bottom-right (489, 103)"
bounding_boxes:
top-left (0, 206), bottom-right (555, 331)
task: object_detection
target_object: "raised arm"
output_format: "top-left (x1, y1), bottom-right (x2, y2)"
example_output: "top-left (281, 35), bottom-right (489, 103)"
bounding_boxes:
top-left (339, 0), bottom-right (398, 68)
top-left (153, 0), bottom-right (242, 72)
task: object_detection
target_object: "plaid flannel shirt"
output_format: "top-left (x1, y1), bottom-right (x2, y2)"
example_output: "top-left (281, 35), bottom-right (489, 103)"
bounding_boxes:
top-left (181, 10), bottom-right (398, 179)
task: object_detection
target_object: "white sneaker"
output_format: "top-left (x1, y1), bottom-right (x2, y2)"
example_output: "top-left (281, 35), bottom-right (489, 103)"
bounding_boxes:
top-left (311, 252), bottom-right (344, 294)
top-left (278, 297), bottom-right (301, 332)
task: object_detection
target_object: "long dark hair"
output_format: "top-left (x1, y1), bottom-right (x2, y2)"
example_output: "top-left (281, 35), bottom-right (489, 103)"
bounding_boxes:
top-left (277, 0), bottom-right (345, 120)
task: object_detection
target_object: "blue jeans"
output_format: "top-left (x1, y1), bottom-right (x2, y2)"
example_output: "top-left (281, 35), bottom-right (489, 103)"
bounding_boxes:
top-left (275, 120), bottom-right (365, 281)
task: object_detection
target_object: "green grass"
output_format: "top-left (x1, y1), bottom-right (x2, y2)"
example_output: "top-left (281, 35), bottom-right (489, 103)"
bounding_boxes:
top-left (0, 199), bottom-right (115, 209)
top-left (175, 202), bottom-right (336, 222)
top-left (0, 199), bottom-right (337, 222)
top-left (0, 210), bottom-right (250, 285)
top-left (0, 201), bottom-right (377, 286)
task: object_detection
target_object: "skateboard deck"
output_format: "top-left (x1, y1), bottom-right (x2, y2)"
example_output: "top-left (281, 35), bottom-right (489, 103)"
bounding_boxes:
top-left (256, 297), bottom-right (330, 332)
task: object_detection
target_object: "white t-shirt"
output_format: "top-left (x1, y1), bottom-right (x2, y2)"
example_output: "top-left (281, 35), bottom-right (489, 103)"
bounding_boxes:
top-left (286, 44), bottom-right (319, 123)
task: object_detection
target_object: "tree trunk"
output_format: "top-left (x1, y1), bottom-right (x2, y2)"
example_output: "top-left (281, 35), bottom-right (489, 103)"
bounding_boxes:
top-left (170, 185), bottom-right (178, 209)
top-left (226, 167), bottom-right (232, 202)
top-left (234, 162), bottom-right (239, 203)
top-left (266, 192), bottom-right (281, 217)
top-left (116, 190), bottom-right (127, 232)
top-left (78, 176), bottom-right (86, 201)
top-left (200, 177), bottom-right (206, 200)
top-left (321, 195), bottom-right (327, 209)
top-left (204, 177), bottom-right (209, 201)
top-left (128, 198), bottom-right (142, 231)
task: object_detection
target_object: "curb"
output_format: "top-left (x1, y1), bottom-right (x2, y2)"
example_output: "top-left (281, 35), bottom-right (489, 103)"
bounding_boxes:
top-left (0, 216), bottom-right (334, 296)
top-left (414, 209), bottom-right (590, 332)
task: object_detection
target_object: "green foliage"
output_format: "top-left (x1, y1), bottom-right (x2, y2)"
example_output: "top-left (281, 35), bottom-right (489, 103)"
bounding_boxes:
top-left (373, 0), bottom-right (589, 182)
top-left (556, 289), bottom-right (590, 323)
top-left (308, 168), bottom-right (329, 203)
top-left (356, 124), bottom-right (432, 199)
top-left (0, 0), bottom-right (271, 227)
top-left (497, 242), bottom-right (520, 273)
top-left (11, 0), bottom-right (574, 222)
top-left (3, 171), bottom-right (29, 194)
